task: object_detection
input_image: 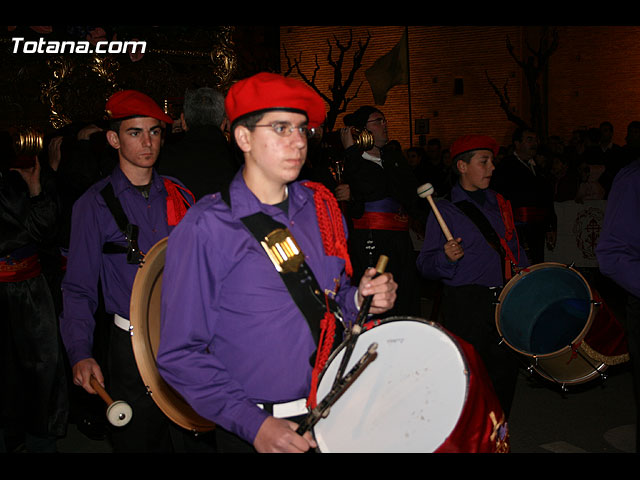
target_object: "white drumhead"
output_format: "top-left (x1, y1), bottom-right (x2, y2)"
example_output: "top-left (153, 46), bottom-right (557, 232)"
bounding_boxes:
top-left (313, 318), bottom-right (469, 453)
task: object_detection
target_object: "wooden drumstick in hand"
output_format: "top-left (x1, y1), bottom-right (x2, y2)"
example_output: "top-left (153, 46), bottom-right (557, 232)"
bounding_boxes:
top-left (90, 375), bottom-right (133, 427)
top-left (417, 183), bottom-right (454, 241)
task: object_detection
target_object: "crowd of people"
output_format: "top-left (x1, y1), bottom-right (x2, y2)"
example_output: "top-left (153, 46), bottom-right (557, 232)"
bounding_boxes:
top-left (1, 72), bottom-right (638, 453)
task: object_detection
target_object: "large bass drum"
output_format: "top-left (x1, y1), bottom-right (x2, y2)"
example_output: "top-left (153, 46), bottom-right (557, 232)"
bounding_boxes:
top-left (312, 317), bottom-right (509, 453)
top-left (129, 237), bottom-right (215, 433)
top-left (495, 262), bottom-right (628, 386)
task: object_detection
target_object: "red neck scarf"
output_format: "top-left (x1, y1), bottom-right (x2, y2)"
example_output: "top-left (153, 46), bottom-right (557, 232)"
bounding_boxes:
top-left (164, 179), bottom-right (195, 226)
top-left (302, 181), bottom-right (353, 409)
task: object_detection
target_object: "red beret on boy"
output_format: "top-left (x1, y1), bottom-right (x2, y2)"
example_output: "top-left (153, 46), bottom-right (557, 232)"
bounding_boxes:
top-left (105, 90), bottom-right (173, 124)
top-left (225, 72), bottom-right (326, 128)
top-left (450, 135), bottom-right (499, 159)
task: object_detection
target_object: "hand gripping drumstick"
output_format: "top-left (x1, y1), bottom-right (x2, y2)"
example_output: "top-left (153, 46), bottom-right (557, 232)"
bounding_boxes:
top-left (331, 254), bottom-right (388, 390)
top-left (296, 342), bottom-right (378, 436)
top-left (417, 183), bottom-right (454, 241)
top-left (90, 375), bottom-right (133, 427)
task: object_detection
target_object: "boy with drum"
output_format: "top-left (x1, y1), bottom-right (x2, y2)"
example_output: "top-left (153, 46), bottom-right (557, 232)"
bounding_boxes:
top-left (156, 73), bottom-right (397, 453)
top-left (416, 134), bottom-right (529, 419)
top-left (59, 90), bottom-right (212, 452)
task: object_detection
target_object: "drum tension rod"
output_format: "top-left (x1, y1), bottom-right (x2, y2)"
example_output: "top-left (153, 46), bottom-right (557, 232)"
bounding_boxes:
top-left (572, 347), bottom-right (608, 383)
top-left (530, 360), bottom-right (571, 394)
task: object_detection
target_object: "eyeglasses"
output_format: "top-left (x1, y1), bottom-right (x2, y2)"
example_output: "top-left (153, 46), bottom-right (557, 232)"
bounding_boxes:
top-left (367, 117), bottom-right (387, 126)
top-left (252, 121), bottom-right (316, 138)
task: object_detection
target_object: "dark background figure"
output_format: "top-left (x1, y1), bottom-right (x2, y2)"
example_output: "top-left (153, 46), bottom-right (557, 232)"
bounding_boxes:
top-left (0, 130), bottom-right (69, 452)
top-left (44, 122), bottom-right (117, 442)
top-left (299, 124), bottom-right (342, 191)
top-left (491, 127), bottom-right (557, 265)
top-left (157, 87), bottom-right (239, 201)
top-left (549, 152), bottom-right (580, 202)
top-left (620, 120), bottom-right (640, 170)
top-left (597, 121), bottom-right (624, 197)
top-left (340, 106), bottom-right (424, 318)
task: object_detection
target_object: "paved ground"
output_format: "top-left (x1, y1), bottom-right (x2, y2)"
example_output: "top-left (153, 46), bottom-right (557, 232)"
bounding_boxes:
top-left (509, 363), bottom-right (636, 453)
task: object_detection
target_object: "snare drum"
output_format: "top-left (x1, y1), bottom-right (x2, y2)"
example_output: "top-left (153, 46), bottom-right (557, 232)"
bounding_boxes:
top-left (129, 237), bottom-right (215, 433)
top-left (495, 262), bottom-right (627, 385)
top-left (312, 316), bottom-right (509, 453)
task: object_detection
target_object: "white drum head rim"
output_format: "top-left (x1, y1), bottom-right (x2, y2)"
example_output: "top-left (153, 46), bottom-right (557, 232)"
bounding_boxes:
top-left (313, 317), bottom-right (469, 453)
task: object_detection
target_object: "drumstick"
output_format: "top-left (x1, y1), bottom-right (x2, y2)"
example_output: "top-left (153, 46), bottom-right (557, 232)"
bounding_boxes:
top-left (417, 183), bottom-right (454, 241)
top-left (90, 375), bottom-right (133, 427)
top-left (296, 342), bottom-right (378, 436)
top-left (331, 255), bottom-right (388, 390)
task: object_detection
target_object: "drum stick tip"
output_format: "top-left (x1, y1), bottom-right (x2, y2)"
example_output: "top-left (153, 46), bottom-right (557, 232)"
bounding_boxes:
top-left (417, 183), bottom-right (434, 198)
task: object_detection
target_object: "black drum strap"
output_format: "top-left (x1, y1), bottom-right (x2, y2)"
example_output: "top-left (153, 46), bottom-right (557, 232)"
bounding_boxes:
top-left (220, 188), bottom-right (344, 349)
top-left (453, 200), bottom-right (509, 284)
top-left (100, 182), bottom-right (144, 264)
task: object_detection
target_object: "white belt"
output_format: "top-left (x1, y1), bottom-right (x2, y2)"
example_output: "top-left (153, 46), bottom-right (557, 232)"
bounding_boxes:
top-left (114, 314), bottom-right (131, 332)
top-left (257, 398), bottom-right (308, 418)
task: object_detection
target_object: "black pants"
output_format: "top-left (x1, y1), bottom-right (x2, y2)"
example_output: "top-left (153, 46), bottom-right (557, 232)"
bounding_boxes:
top-left (349, 228), bottom-right (421, 318)
top-left (107, 322), bottom-right (217, 453)
top-left (440, 284), bottom-right (520, 419)
top-left (0, 275), bottom-right (69, 446)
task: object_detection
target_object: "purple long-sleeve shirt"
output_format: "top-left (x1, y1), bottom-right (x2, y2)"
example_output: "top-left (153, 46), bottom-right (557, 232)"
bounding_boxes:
top-left (60, 166), bottom-right (187, 367)
top-left (416, 182), bottom-right (529, 287)
top-left (156, 170), bottom-right (359, 444)
top-left (596, 159), bottom-right (640, 298)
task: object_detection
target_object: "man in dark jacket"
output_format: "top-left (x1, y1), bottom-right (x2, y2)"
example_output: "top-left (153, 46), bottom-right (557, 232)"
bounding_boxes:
top-left (340, 106), bottom-right (423, 318)
top-left (158, 87), bottom-right (239, 200)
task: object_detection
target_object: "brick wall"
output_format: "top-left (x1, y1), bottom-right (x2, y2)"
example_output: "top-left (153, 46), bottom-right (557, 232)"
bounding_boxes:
top-left (280, 25), bottom-right (524, 152)
top-left (281, 25), bottom-right (640, 151)
top-left (548, 26), bottom-right (640, 147)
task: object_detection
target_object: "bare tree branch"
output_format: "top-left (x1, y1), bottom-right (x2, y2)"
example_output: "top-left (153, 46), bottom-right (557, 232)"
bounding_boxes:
top-left (486, 70), bottom-right (530, 130)
top-left (281, 29), bottom-right (371, 131)
top-left (491, 28), bottom-right (559, 141)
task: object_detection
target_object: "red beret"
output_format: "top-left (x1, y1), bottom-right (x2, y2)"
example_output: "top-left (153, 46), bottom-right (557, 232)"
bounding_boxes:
top-left (225, 72), bottom-right (326, 128)
top-left (450, 135), bottom-right (499, 159)
top-left (105, 90), bottom-right (173, 124)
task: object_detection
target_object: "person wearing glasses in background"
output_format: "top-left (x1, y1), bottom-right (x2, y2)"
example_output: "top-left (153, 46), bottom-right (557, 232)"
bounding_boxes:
top-left (339, 106), bottom-right (423, 319)
top-left (157, 73), bottom-right (397, 453)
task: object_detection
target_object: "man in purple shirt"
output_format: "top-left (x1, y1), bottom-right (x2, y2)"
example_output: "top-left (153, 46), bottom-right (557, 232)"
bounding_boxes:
top-left (417, 135), bottom-right (529, 419)
top-left (157, 72), bottom-right (397, 453)
top-left (59, 90), bottom-right (210, 452)
top-left (596, 158), bottom-right (640, 452)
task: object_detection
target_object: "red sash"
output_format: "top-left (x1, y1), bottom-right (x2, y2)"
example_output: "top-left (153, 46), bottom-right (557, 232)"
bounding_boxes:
top-left (352, 211), bottom-right (409, 231)
top-left (513, 206), bottom-right (547, 224)
top-left (0, 254), bottom-right (42, 282)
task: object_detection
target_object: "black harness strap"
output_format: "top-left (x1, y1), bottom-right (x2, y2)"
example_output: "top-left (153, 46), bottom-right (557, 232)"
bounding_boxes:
top-left (100, 182), bottom-right (144, 265)
top-left (220, 188), bottom-right (344, 351)
top-left (453, 199), bottom-right (509, 284)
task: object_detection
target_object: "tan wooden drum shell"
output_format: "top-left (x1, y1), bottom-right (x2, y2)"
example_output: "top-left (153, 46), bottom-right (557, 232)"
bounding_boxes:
top-left (129, 237), bottom-right (215, 433)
